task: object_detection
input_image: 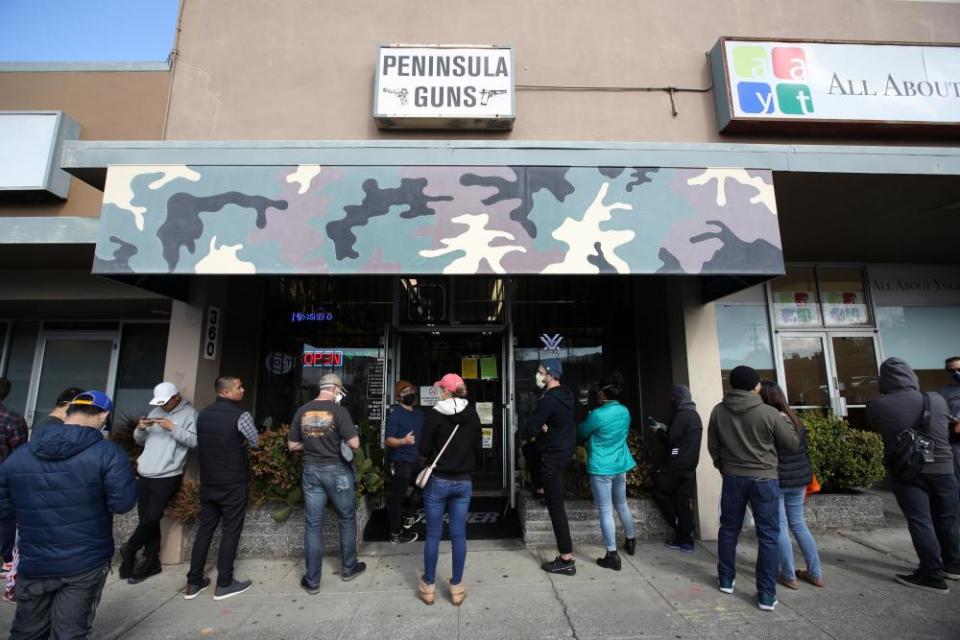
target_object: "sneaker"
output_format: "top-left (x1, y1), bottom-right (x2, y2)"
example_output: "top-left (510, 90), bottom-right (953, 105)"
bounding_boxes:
top-left (895, 572), bottom-right (949, 594)
top-left (717, 577), bottom-right (735, 594)
top-left (403, 514), bottom-right (423, 529)
top-left (213, 579), bottom-right (253, 601)
top-left (184, 578), bottom-right (211, 600)
top-left (943, 565), bottom-right (960, 581)
top-left (2, 589), bottom-right (14, 604)
top-left (300, 576), bottom-right (320, 595)
top-left (777, 575), bottom-right (800, 590)
top-left (127, 557), bottom-right (161, 584)
top-left (623, 537), bottom-right (636, 556)
top-left (758, 592), bottom-right (778, 611)
top-left (596, 551), bottom-right (621, 571)
top-left (118, 544), bottom-right (136, 580)
top-left (390, 530), bottom-right (419, 544)
top-left (341, 562), bottom-right (367, 582)
top-left (665, 540), bottom-right (695, 554)
top-left (541, 556), bottom-right (576, 576)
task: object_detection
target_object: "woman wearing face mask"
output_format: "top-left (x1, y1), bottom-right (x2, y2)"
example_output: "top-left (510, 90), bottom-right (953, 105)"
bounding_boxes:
top-left (578, 370), bottom-right (637, 570)
top-left (760, 381), bottom-right (825, 590)
top-left (417, 373), bottom-right (481, 606)
top-left (385, 380), bottom-right (424, 544)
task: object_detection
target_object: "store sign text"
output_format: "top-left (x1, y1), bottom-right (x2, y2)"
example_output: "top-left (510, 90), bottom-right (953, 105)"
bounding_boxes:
top-left (302, 350), bottom-right (344, 368)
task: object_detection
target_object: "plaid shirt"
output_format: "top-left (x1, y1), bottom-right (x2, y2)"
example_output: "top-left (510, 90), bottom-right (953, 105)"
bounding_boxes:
top-left (237, 411), bottom-right (260, 448)
top-left (0, 403), bottom-right (28, 463)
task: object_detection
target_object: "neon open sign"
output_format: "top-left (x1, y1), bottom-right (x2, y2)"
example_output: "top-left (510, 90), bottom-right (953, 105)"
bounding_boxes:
top-left (302, 350), bottom-right (344, 367)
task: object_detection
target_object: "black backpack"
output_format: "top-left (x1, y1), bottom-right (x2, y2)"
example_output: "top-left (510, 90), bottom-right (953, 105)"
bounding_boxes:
top-left (883, 393), bottom-right (935, 482)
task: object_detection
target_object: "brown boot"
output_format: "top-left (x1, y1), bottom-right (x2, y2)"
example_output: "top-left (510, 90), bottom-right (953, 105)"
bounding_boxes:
top-left (418, 578), bottom-right (435, 605)
top-left (797, 569), bottom-right (826, 588)
top-left (777, 574), bottom-right (800, 590)
top-left (449, 580), bottom-right (467, 606)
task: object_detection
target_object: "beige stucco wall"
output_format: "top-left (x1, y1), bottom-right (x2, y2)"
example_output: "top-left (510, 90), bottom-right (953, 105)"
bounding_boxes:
top-left (0, 71), bottom-right (171, 217)
top-left (164, 0), bottom-right (960, 143)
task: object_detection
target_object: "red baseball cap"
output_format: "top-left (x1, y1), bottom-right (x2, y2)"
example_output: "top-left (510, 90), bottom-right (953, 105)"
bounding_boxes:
top-left (434, 373), bottom-right (465, 393)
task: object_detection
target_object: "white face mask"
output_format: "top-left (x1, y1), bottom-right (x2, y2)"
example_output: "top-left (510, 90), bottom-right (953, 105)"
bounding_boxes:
top-left (535, 372), bottom-right (546, 389)
top-left (335, 392), bottom-right (345, 404)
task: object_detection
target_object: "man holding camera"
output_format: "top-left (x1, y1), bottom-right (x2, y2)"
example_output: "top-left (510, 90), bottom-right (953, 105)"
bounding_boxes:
top-left (119, 382), bottom-right (198, 585)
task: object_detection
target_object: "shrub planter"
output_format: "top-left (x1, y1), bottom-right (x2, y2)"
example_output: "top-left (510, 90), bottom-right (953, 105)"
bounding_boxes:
top-left (113, 498), bottom-right (371, 561)
top-left (519, 490), bottom-right (673, 547)
top-left (804, 490), bottom-right (884, 531)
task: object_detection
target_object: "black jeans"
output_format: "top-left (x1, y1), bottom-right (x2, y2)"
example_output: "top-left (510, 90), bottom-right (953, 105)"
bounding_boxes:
top-left (388, 461), bottom-right (421, 534)
top-left (10, 561), bottom-right (110, 640)
top-left (187, 481), bottom-right (248, 588)
top-left (541, 454), bottom-right (573, 555)
top-left (891, 472), bottom-right (960, 580)
top-left (522, 441), bottom-right (543, 492)
top-left (653, 469), bottom-right (696, 545)
top-left (125, 475), bottom-right (183, 559)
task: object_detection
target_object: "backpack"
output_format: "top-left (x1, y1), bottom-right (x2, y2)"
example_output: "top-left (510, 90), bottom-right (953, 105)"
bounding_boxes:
top-left (883, 393), bottom-right (935, 482)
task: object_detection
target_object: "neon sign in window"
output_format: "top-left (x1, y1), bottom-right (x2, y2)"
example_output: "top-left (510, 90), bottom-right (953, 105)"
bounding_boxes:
top-left (302, 350), bottom-right (344, 368)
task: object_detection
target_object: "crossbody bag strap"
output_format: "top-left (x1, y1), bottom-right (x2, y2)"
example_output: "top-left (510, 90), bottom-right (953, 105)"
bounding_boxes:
top-left (426, 424), bottom-right (460, 471)
top-left (918, 392), bottom-right (932, 434)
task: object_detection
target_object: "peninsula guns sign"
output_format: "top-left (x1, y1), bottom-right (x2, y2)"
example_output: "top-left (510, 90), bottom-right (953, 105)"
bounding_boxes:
top-left (374, 45), bottom-right (515, 130)
top-left (709, 38), bottom-right (960, 135)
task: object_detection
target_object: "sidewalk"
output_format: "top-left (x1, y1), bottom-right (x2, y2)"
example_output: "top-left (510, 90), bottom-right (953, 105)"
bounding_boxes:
top-left (1, 520), bottom-right (957, 640)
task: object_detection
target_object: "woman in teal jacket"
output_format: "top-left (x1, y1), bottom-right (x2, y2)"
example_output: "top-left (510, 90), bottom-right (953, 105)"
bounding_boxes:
top-left (578, 370), bottom-right (637, 571)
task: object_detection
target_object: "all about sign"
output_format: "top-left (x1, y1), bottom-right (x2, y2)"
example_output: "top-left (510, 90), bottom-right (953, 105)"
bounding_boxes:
top-left (374, 44), bottom-right (515, 130)
top-left (710, 38), bottom-right (960, 134)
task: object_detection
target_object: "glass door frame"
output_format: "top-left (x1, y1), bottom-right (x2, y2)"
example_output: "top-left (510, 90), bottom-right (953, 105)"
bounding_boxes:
top-left (774, 329), bottom-right (882, 416)
top-left (387, 323), bottom-right (514, 501)
top-left (24, 330), bottom-right (120, 426)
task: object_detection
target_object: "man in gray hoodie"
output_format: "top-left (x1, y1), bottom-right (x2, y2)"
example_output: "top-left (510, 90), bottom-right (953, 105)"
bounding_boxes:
top-left (119, 382), bottom-right (198, 585)
top-left (708, 365), bottom-right (799, 612)
top-left (867, 357), bottom-right (960, 594)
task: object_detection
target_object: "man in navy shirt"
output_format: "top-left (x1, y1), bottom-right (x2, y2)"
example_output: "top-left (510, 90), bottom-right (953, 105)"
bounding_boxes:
top-left (385, 380), bottom-right (424, 543)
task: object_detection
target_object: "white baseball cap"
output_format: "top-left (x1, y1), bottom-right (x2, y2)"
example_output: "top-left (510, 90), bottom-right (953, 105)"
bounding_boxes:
top-left (149, 382), bottom-right (180, 406)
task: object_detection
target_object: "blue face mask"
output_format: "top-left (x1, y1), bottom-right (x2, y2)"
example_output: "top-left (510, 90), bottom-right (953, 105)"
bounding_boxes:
top-left (951, 370), bottom-right (960, 384)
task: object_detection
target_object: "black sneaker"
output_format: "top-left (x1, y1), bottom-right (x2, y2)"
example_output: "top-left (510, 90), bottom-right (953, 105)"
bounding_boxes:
top-left (213, 579), bottom-right (253, 601)
top-left (541, 556), bottom-right (576, 576)
top-left (341, 562), bottom-right (367, 582)
top-left (623, 537), bottom-right (636, 556)
top-left (943, 564), bottom-right (960, 581)
top-left (184, 577), bottom-right (211, 600)
top-left (127, 557), bottom-right (161, 584)
top-left (597, 551), bottom-right (622, 571)
top-left (390, 530), bottom-right (419, 544)
top-left (403, 514), bottom-right (423, 529)
top-left (300, 576), bottom-right (320, 595)
top-left (895, 573), bottom-right (949, 594)
top-left (118, 544), bottom-right (137, 580)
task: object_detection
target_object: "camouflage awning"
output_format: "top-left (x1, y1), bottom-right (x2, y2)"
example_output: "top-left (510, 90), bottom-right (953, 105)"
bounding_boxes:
top-left (93, 164), bottom-right (783, 276)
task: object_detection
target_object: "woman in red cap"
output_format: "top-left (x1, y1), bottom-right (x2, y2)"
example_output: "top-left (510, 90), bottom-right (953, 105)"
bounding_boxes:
top-left (417, 373), bottom-right (481, 606)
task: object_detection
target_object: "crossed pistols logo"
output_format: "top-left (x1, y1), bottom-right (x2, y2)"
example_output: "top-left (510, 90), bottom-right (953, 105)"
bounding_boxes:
top-left (539, 333), bottom-right (564, 351)
top-left (381, 87), bottom-right (507, 106)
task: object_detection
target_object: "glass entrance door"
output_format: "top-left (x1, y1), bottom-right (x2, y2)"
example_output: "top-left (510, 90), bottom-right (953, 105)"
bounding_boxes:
top-left (397, 331), bottom-right (507, 495)
top-left (776, 331), bottom-right (881, 425)
top-left (25, 332), bottom-right (120, 426)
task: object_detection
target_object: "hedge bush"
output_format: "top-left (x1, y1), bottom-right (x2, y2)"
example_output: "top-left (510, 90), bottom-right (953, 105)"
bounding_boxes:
top-left (802, 411), bottom-right (885, 491)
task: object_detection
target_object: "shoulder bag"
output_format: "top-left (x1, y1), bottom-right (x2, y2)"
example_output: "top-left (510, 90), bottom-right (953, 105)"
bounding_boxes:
top-left (416, 424), bottom-right (460, 489)
top-left (883, 393), bottom-right (935, 482)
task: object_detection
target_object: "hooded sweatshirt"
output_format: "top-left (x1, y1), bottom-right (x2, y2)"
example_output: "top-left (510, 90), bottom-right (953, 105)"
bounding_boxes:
top-left (133, 399), bottom-right (199, 478)
top-left (524, 385), bottom-right (577, 459)
top-left (0, 423), bottom-right (137, 578)
top-left (419, 398), bottom-right (482, 477)
top-left (866, 357), bottom-right (953, 475)
top-left (708, 389), bottom-right (799, 479)
top-left (660, 385), bottom-right (703, 477)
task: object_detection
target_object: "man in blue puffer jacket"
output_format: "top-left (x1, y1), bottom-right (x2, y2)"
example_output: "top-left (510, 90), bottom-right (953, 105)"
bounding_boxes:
top-left (0, 390), bottom-right (137, 639)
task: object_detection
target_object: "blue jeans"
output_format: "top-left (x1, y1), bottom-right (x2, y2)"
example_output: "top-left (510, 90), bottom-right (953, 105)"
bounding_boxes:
top-left (422, 476), bottom-right (472, 586)
top-left (777, 485), bottom-right (822, 580)
top-left (302, 463), bottom-right (358, 588)
top-left (718, 475), bottom-right (781, 597)
top-left (589, 473), bottom-right (636, 551)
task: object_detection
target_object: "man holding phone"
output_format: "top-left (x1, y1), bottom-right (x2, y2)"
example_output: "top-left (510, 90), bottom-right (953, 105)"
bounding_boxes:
top-left (939, 356), bottom-right (960, 486)
top-left (118, 382), bottom-right (198, 585)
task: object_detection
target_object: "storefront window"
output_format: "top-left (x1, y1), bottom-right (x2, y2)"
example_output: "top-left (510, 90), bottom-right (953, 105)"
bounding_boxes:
top-left (771, 267), bottom-right (821, 327)
top-left (2, 321), bottom-right (40, 416)
top-left (113, 323), bottom-right (170, 422)
top-left (819, 267), bottom-right (871, 327)
top-left (877, 306), bottom-right (960, 391)
top-left (399, 276), bottom-right (506, 325)
top-left (715, 303), bottom-right (776, 391)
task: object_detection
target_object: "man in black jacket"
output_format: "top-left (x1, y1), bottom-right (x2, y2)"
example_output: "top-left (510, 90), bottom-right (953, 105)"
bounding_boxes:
top-left (523, 359), bottom-right (577, 575)
top-left (867, 357), bottom-right (960, 593)
top-left (652, 385), bottom-right (703, 553)
top-left (185, 376), bottom-right (260, 601)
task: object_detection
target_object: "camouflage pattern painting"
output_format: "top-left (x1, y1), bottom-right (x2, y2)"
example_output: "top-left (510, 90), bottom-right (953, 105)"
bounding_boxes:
top-left (94, 164), bottom-right (783, 276)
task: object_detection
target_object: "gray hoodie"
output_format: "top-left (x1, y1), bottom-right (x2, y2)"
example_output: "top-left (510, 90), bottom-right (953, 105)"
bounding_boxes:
top-left (707, 389), bottom-right (799, 479)
top-left (133, 400), bottom-right (198, 478)
top-left (866, 357), bottom-right (953, 475)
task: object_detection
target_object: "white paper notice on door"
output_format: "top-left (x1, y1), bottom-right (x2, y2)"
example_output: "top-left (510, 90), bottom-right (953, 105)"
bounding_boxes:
top-left (420, 386), bottom-right (441, 407)
top-left (476, 402), bottom-right (494, 425)
top-left (481, 427), bottom-right (494, 449)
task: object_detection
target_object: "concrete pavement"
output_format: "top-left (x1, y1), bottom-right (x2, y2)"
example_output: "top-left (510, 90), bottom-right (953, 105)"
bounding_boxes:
top-left (2, 518), bottom-right (958, 640)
